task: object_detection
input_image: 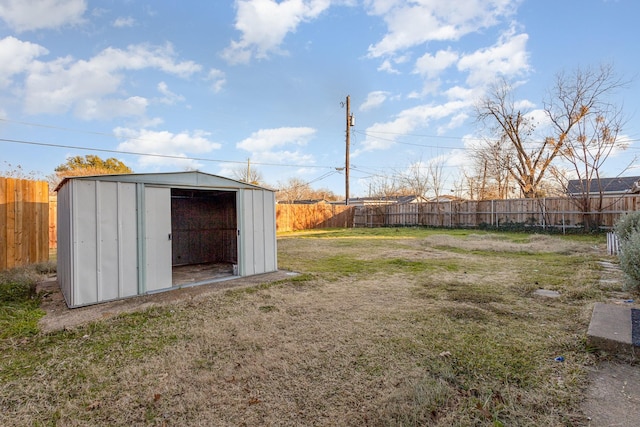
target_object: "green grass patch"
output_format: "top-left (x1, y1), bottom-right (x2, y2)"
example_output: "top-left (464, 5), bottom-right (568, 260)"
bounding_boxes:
top-left (0, 266), bottom-right (47, 340)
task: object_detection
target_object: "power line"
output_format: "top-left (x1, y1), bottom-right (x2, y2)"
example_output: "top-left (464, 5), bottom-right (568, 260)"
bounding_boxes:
top-left (354, 129), bottom-right (640, 151)
top-left (0, 137), bottom-right (337, 169)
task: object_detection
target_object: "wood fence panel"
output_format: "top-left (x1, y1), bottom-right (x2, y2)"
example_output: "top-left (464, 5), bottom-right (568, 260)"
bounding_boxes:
top-left (0, 178), bottom-right (6, 270)
top-left (276, 204), bottom-right (354, 232)
top-left (0, 177), bottom-right (49, 270)
top-left (352, 195), bottom-right (640, 230)
top-left (49, 195), bottom-right (57, 249)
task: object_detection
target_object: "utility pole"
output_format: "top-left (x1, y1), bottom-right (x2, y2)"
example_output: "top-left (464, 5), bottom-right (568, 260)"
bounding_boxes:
top-left (344, 95), bottom-right (354, 205)
top-left (247, 158), bottom-right (251, 183)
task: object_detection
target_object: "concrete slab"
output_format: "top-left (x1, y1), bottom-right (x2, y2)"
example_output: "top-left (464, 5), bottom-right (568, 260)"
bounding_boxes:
top-left (583, 361), bottom-right (640, 427)
top-left (533, 289), bottom-right (561, 298)
top-left (587, 303), bottom-right (637, 356)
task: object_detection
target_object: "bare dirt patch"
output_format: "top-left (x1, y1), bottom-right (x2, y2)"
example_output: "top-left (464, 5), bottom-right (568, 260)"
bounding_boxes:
top-left (424, 233), bottom-right (595, 254)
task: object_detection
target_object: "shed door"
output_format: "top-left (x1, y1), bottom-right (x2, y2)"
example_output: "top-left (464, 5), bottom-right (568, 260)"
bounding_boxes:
top-left (145, 187), bottom-right (172, 292)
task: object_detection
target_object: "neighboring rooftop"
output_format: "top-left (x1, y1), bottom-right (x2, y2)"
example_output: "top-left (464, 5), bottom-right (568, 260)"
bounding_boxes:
top-left (335, 195), bottom-right (429, 206)
top-left (567, 176), bottom-right (640, 196)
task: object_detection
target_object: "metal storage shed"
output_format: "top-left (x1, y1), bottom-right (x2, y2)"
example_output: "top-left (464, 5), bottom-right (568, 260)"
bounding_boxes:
top-left (56, 171), bottom-right (277, 308)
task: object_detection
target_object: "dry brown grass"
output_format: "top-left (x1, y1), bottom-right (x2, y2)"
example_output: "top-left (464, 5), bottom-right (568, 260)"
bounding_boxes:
top-left (0, 229), bottom-right (617, 426)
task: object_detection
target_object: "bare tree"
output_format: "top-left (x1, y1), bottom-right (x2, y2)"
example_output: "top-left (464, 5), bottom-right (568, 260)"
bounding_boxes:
top-left (467, 136), bottom-right (515, 200)
top-left (476, 65), bottom-right (624, 199)
top-left (232, 159), bottom-right (263, 185)
top-left (426, 157), bottom-right (447, 200)
top-left (276, 177), bottom-right (310, 202)
top-left (557, 112), bottom-right (631, 230)
top-left (366, 173), bottom-right (412, 199)
top-left (399, 158), bottom-right (430, 198)
top-left (545, 64), bottom-right (630, 230)
top-left (275, 178), bottom-right (339, 202)
top-left (476, 79), bottom-right (550, 198)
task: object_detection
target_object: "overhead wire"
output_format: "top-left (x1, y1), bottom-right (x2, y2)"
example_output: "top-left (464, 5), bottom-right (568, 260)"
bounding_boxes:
top-left (0, 137), bottom-right (337, 169)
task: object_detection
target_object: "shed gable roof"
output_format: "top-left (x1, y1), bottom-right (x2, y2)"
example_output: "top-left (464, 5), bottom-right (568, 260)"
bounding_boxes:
top-left (56, 171), bottom-right (274, 192)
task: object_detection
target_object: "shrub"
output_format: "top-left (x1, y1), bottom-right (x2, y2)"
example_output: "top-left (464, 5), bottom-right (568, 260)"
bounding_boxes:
top-left (614, 213), bottom-right (640, 291)
top-left (613, 211), bottom-right (640, 241)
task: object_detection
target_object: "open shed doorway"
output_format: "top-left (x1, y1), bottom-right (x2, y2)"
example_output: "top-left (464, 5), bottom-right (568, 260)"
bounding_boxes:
top-left (170, 188), bottom-right (238, 286)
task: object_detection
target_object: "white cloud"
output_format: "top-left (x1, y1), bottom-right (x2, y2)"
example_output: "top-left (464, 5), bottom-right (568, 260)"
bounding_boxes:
top-left (237, 126), bottom-right (316, 152)
top-left (0, 0), bottom-right (87, 32)
top-left (114, 127), bottom-right (222, 170)
top-left (438, 112), bottom-right (469, 133)
top-left (207, 68), bottom-right (226, 93)
top-left (21, 42), bottom-right (201, 119)
top-left (377, 59), bottom-right (400, 74)
top-left (0, 36), bottom-right (48, 87)
top-left (360, 91), bottom-right (390, 111)
top-left (236, 127), bottom-right (317, 168)
top-left (251, 149), bottom-right (315, 166)
top-left (414, 49), bottom-right (459, 79)
top-left (354, 100), bottom-right (471, 156)
top-left (157, 81), bottom-right (185, 105)
top-left (222, 0), bottom-right (331, 64)
top-left (76, 96), bottom-right (148, 120)
top-left (457, 29), bottom-right (529, 86)
top-left (366, 0), bottom-right (517, 58)
top-left (92, 43), bottom-right (202, 78)
top-left (444, 85), bottom-right (482, 101)
top-left (113, 16), bottom-right (136, 28)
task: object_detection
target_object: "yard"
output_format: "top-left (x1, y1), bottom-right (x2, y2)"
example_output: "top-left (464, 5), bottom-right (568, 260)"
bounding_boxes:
top-left (0, 228), bottom-right (621, 425)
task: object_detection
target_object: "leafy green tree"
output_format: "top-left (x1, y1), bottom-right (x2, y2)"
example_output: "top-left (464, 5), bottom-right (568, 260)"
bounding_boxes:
top-left (49, 155), bottom-right (133, 191)
top-left (55, 155), bottom-right (133, 174)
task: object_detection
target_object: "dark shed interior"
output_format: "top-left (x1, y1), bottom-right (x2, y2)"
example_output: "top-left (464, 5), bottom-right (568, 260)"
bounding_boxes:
top-left (170, 189), bottom-right (238, 268)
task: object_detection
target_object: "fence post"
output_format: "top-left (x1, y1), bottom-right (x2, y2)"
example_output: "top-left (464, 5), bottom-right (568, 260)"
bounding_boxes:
top-left (607, 232), bottom-right (620, 255)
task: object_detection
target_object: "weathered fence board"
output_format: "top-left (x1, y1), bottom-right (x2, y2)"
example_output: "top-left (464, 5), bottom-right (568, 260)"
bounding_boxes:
top-left (49, 195), bottom-right (57, 249)
top-left (0, 177), bottom-right (49, 270)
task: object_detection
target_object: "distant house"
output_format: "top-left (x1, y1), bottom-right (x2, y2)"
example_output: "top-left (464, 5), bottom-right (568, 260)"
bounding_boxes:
top-left (335, 195), bottom-right (429, 206)
top-left (427, 194), bottom-right (464, 203)
top-left (277, 199), bottom-right (329, 205)
top-left (566, 177), bottom-right (640, 197)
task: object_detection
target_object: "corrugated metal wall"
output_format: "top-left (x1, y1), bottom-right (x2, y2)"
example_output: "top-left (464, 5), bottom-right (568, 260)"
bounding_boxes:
top-left (240, 189), bottom-right (277, 276)
top-left (56, 181), bottom-right (72, 305)
top-left (58, 173), bottom-right (277, 308)
top-left (58, 180), bottom-right (139, 307)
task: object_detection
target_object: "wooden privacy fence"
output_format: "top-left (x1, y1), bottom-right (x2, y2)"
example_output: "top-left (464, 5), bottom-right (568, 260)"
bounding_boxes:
top-left (0, 177), bottom-right (49, 270)
top-left (353, 195), bottom-right (640, 230)
top-left (276, 203), bottom-right (354, 232)
top-left (49, 195), bottom-right (57, 249)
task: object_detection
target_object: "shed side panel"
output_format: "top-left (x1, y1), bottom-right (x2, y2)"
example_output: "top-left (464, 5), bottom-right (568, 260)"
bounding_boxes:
top-left (56, 183), bottom-right (73, 307)
top-left (263, 191), bottom-right (277, 272)
top-left (252, 191), bottom-right (266, 274)
top-left (74, 180), bottom-right (98, 306)
top-left (239, 189), bottom-right (276, 276)
top-left (118, 183), bottom-right (138, 298)
top-left (240, 190), bottom-right (255, 276)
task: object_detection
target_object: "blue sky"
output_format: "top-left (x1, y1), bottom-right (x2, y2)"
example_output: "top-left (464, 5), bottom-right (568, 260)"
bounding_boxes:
top-left (0, 0), bottom-right (638, 197)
